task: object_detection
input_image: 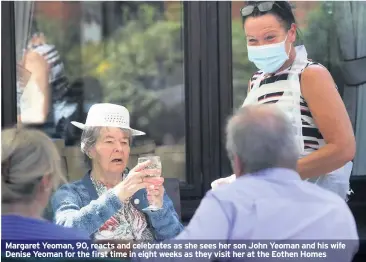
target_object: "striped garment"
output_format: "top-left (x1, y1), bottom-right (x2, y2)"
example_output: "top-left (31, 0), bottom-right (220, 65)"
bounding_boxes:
top-left (31, 44), bottom-right (69, 101)
top-left (243, 45), bottom-right (353, 200)
top-left (17, 43), bottom-right (73, 131)
top-left (246, 47), bottom-right (328, 157)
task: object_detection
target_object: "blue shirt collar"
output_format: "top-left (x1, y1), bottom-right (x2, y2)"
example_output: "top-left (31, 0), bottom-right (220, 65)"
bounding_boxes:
top-left (243, 168), bottom-right (301, 181)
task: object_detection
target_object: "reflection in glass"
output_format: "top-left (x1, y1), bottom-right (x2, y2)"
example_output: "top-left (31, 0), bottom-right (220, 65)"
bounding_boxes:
top-left (15, 1), bottom-right (186, 182)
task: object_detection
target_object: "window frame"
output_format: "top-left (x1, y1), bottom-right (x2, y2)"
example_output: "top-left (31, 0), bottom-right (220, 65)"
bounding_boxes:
top-left (180, 1), bottom-right (233, 220)
top-left (1, 1), bottom-right (17, 128)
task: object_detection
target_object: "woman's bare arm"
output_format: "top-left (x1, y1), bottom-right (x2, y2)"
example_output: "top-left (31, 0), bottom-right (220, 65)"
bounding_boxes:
top-left (23, 50), bottom-right (50, 123)
top-left (298, 65), bottom-right (356, 179)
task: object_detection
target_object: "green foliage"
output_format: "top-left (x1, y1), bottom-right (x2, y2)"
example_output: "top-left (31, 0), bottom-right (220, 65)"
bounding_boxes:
top-left (34, 15), bottom-right (82, 81)
top-left (101, 20), bottom-right (182, 102)
top-left (96, 5), bottom-right (183, 134)
top-left (302, 2), bottom-right (341, 67)
top-left (301, 2), bottom-right (344, 92)
top-left (35, 4), bottom-right (184, 135)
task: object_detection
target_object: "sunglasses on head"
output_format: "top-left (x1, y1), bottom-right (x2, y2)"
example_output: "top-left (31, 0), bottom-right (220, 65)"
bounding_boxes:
top-left (240, 1), bottom-right (276, 17)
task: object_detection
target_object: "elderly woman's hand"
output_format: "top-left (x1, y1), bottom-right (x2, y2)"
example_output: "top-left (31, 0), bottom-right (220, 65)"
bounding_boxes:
top-left (114, 160), bottom-right (151, 202)
top-left (144, 177), bottom-right (165, 208)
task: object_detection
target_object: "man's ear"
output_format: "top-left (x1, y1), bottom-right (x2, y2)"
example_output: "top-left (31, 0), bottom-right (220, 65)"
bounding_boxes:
top-left (233, 154), bottom-right (244, 177)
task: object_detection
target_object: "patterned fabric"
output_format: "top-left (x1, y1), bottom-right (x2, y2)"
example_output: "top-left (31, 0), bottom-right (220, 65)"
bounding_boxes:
top-left (246, 46), bottom-right (329, 157)
top-left (243, 45), bottom-right (353, 200)
top-left (16, 44), bottom-right (69, 105)
top-left (16, 43), bottom-right (70, 130)
top-left (90, 176), bottom-right (154, 241)
top-left (31, 44), bottom-right (69, 101)
top-left (51, 171), bottom-right (184, 241)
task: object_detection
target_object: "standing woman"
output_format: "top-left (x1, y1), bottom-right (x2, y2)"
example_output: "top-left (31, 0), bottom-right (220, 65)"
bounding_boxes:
top-left (213, 1), bottom-right (355, 200)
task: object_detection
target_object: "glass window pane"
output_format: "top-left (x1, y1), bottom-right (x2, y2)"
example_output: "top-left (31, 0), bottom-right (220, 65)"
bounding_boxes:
top-left (232, 1), bottom-right (366, 175)
top-left (16, 1), bottom-right (186, 181)
top-left (231, 1), bottom-right (257, 109)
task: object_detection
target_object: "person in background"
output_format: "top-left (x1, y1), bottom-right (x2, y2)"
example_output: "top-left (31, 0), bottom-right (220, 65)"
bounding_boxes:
top-left (17, 32), bottom-right (76, 138)
top-left (51, 103), bottom-right (183, 241)
top-left (1, 127), bottom-right (88, 240)
top-left (212, 1), bottom-right (355, 201)
top-left (17, 33), bottom-right (50, 124)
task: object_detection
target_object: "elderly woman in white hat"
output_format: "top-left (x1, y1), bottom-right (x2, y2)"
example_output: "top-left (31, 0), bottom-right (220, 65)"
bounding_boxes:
top-left (51, 103), bottom-right (183, 241)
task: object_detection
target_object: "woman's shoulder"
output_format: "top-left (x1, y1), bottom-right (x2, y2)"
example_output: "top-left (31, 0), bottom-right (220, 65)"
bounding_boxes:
top-left (55, 179), bottom-right (86, 194)
top-left (301, 60), bottom-right (334, 82)
top-left (300, 60), bottom-right (339, 95)
top-left (52, 177), bottom-right (88, 203)
top-left (302, 59), bottom-right (328, 71)
top-left (51, 173), bottom-right (94, 208)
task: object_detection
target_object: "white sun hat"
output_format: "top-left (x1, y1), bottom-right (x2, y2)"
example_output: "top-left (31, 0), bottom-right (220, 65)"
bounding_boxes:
top-left (71, 103), bottom-right (145, 136)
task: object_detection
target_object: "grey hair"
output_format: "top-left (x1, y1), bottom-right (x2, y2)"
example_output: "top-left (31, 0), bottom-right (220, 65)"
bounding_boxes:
top-left (1, 127), bottom-right (67, 204)
top-left (226, 104), bottom-right (299, 174)
top-left (80, 126), bottom-right (132, 169)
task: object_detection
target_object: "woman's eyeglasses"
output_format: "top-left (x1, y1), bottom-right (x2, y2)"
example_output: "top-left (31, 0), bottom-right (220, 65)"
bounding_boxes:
top-left (240, 1), bottom-right (276, 17)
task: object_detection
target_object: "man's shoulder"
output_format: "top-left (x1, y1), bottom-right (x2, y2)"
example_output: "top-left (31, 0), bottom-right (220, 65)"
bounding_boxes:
top-left (209, 171), bottom-right (346, 205)
top-left (208, 177), bottom-right (258, 203)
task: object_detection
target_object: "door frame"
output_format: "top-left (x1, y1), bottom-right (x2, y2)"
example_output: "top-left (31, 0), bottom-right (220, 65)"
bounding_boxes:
top-left (1, 1), bottom-right (18, 128)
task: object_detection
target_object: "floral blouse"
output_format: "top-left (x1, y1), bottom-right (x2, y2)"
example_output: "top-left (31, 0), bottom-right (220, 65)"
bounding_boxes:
top-left (91, 177), bottom-right (154, 241)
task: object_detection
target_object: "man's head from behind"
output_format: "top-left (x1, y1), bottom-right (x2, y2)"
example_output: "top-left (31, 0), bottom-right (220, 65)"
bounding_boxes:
top-left (226, 104), bottom-right (299, 177)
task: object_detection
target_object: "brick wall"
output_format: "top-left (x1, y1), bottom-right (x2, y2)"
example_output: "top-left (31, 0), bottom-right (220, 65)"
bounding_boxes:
top-left (34, 1), bottom-right (81, 21)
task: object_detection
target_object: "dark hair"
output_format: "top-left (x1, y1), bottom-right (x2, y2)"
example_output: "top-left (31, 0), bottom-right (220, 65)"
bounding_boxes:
top-left (242, 1), bottom-right (295, 28)
top-left (241, 1), bottom-right (302, 43)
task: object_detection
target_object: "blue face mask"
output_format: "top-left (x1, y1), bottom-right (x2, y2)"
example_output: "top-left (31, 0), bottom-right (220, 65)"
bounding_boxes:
top-left (247, 37), bottom-right (291, 74)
